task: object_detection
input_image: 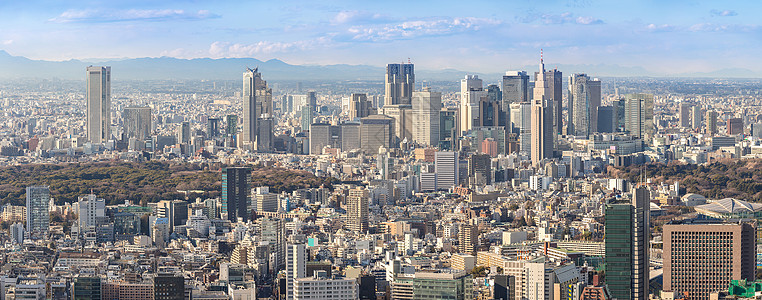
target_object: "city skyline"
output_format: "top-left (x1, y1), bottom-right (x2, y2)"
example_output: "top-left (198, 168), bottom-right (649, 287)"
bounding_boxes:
top-left (1, 1), bottom-right (761, 76)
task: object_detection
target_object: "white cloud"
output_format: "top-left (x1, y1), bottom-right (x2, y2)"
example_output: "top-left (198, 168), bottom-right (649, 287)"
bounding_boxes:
top-left (710, 9), bottom-right (738, 17)
top-left (576, 16), bottom-right (603, 25)
top-left (331, 10), bottom-right (389, 25)
top-left (207, 38), bottom-right (331, 58)
top-left (49, 9), bottom-right (220, 23)
top-left (346, 17), bottom-right (502, 41)
top-left (2, 40), bottom-right (12, 45)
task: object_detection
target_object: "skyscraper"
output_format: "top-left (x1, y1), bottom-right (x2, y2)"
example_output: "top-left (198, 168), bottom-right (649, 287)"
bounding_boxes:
top-left (242, 67), bottom-right (273, 148)
top-left (568, 74), bottom-right (601, 137)
top-left (459, 75), bottom-right (486, 134)
top-left (25, 185), bottom-right (50, 238)
top-left (510, 102), bottom-right (531, 155)
top-left (663, 219), bottom-right (755, 300)
top-left (123, 106), bottom-right (152, 141)
top-left (221, 167), bottom-right (252, 222)
top-left (206, 117), bottom-right (220, 138)
top-left (530, 99), bottom-right (554, 165)
top-left (624, 93), bottom-right (654, 140)
top-left (411, 88), bottom-right (442, 146)
top-left (349, 93), bottom-right (372, 120)
top-left (727, 117), bottom-right (744, 135)
top-left (226, 115), bottom-right (238, 136)
top-left (261, 217), bottom-right (285, 271)
top-left (286, 243), bottom-right (307, 300)
top-left (605, 186), bottom-right (650, 300)
top-left (177, 121), bottom-right (191, 144)
top-left (384, 63), bottom-right (415, 107)
top-left (533, 54), bottom-right (563, 136)
top-left (502, 71), bottom-right (529, 105)
top-left (300, 92), bottom-right (317, 132)
top-left (346, 188), bottom-right (369, 233)
top-left (86, 66), bottom-right (111, 144)
top-left (588, 78), bottom-right (602, 133)
top-left (679, 103), bottom-right (692, 128)
top-left (77, 194), bottom-right (106, 233)
top-left (705, 110), bottom-right (718, 135)
top-left (360, 115), bottom-right (394, 154)
top-left (690, 105), bottom-right (702, 129)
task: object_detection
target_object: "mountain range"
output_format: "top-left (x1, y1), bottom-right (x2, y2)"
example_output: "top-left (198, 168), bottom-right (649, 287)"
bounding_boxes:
top-left (1, 50), bottom-right (760, 81)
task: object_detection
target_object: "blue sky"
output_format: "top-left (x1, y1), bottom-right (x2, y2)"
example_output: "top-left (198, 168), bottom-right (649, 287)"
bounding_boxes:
top-left (1, 0), bottom-right (760, 74)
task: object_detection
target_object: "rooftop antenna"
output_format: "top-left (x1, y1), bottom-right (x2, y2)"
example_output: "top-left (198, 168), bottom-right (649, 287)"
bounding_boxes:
top-left (540, 49), bottom-right (543, 64)
top-left (407, 57), bottom-right (412, 64)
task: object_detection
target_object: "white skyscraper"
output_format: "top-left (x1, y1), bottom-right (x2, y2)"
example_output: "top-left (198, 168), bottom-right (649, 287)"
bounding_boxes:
top-left (243, 67), bottom-right (273, 149)
top-left (77, 194), bottom-right (106, 232)
top-left (411, 88), bottom-right (442, 146)
top-left (86, 66), bottom-right (111, 144)
top-left (435, 151), bottom-right (459, 190)
top-left (460, 75), bottom-right (486, 134)
top-left (625, 93), bottom-right (655, 140)
top-left (286, 243), bottom-right (307, 300)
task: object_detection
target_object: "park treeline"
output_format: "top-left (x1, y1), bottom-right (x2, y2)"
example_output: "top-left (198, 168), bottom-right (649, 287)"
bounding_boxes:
top-left (0, 161), bottom-right (335, 206)
top-left (608, 159), bottom-right (762, 202)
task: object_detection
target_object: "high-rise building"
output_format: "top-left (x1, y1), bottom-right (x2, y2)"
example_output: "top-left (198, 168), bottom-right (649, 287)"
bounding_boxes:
top-left (411, 88), bottom-right (442, 146)
top-left (533, 55), bottom-right (563, 136)
top-left (384, 63), bottom-right (414, 107)
top-left (73, 276), bottom-right (102, 300)
top-left (383, 104), bottom-right (412, 143)
top-left (690, 105), bottom-right (703, 129)
top-left (300, 92), bottom-right (317, 132)
top-left (123, 106), bottom-right (151, 141)
top-left (157, 200), bottom-right (188, 232)
top-left (222, 167), bottom-right (252, 222)
top-left (502, 71), bottom-right (529, 105)
top-left (568, 74), bottom-right (591, 137)
top-left (346, 188), bottom-right (369, 233)
top-left (286, 243), bottom-right (307, 300)
top-left (458, 224), bottom-right (479, 255)
top-left (242, 67), bottom-right (273, 147)
top-left (86, 66), bottom-right (111, 144)
top-left (459, 75), bottom-right (486, 134)
top-left (705, 110), bottom-right (718, 135)
top-left (679, 103), bottom-right (692, 128)
top-left (340, 123), bottom-right (361, 152)
top-left (468, 153), bottom-right (491, 186)
top-left (531, 99), bottom-right (554, 165)
top-left (226, 115), bottom-right (238, 136)
top-left (254, 187), bottom-right (278, 213)
top-left (510, 102), bottom-right (531, 154)
top-left (293, 275), bottom-right (358, 300)
top-left (206, 117), bottom-right (221, 138)
top-left (440, 108), bottom-right (457, 150)
top-left (261, 217), bottom-right (285, 271)
top-left (605, 186), bottom-right (650, 300)
top-left (349, 93), bottom-right (372, 120)
top-left (435, 151), bottom-right (459, 190)
top-left (588, 78), bottom-right (602, 133)
top-left (77, 194), bottom-right (105, 233)
top-left (177, 121), bottom-right (191, 144)
top-left (360, 115), bottom-right (394, 154)
top-left (727, 117), bottom-right (744, 135)
top-left (663, 219), bottom-right (755, 300)
top-left (596, 106), bottom-right (615, 133)
top-left (624, 93), bottom-right (654, 140)
top-left (25, 185), bottom-right (50, 238)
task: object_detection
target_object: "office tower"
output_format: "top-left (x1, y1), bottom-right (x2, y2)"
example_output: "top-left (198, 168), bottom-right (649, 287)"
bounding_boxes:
top-left (605, 186), bottom-right (650, 300)
top-left (502, 71), bottom-right (530, 105)
top-left (596, 106), bottom-right (615, 133)
top-left (226, 115), bottom-right (238, 136)
top-left (412, 88), bottom-right (442, 146)
top-left (624, 93), bottom-right (654, 140)
top-left (257, 117), bottom-right (274, 152)
top-left (568, 74), bottom-right (591, 137)
top-left (309, 123), bottom-right (341, 155)
top-left (340, 123), bottom-right (360, 152)
top-left (459, 75), bottom-right (486, 134)
top-left (510, 102), bottom-right (531, 154)
top-left (679, 103), bottom-right (692, 128)
top-left (589, 78), bottom-right (601, 132)
top-left (727, 117), bottom-right (744, 135)
top-left (531, 99), bottom-right (554, 165)
top-left (243, 67), bottom-right (273, 145)
top-left (300, 92), bottom-right (317, 132)
top-left (439, 109), bottom-right (457, 150)
top-left (261, 217), bottom-right (285, 271)
top-left (77, 194), bottom-right (105, 233)
top-left (383, 104), bottom-right (413, 143)
top-left (222, 167), bottom-right (252, 222)
top-left (86, 66), bottom-right (111, 143)
top-left (25, 186), bottom-right (50, 238)
top-left (613, 99), bottom-right (626, 132)
top-left (435, 151), bottom-right (458, 190)
top-left (384, 63), bottom-right (415, 107)
top-left (153, 274), bottom-right (185, 300)
top-left (752, 123), bottom-right (762, 139)
top-left (663, 220), bottom-right (755, 300)
top-left (533, 54), bottom-right (563, 136)
top-left (468, 153), bottom-right (491, 186)
top-left (458, 224), bottom-right (479, 255)
top-left (293, 275), bottom-right (358, 300)
top-left (482, 84), bottom-right (504, 127)
top-left (286, 243), bottom-right (307, 300)
top-left (123, 106), bottom-right (152, 141)
top-left (690, 106), bottom-right (703, 129)
top-left (254, 187), bottom-right (278, 213)
top-left (349, 93), bottom-right (373, 120)
top-left (177, 121), bottom-right (191, 144)
top-left (705, 110), bottom-right (718, 135)
top-left (360, 115), bottom-right (394, 154)
top-left (346, 188), bottom-right (369, 233)
top-left (206, 117), bottom-right (220, 138)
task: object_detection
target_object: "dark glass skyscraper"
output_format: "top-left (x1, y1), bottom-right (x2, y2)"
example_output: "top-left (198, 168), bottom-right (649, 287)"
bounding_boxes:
top-left (605, 186), bottom-right (650, 300)
top-left (222, 167), bottom-right (252, 222)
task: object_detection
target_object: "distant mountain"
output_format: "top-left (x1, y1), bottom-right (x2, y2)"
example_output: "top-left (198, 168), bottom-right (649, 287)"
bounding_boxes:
top-left (1, 50), bottom-right (759, 81)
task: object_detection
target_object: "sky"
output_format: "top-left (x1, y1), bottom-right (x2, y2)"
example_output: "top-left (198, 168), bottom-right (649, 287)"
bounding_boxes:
top-left (1, 0), bottom-right (760, 74)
